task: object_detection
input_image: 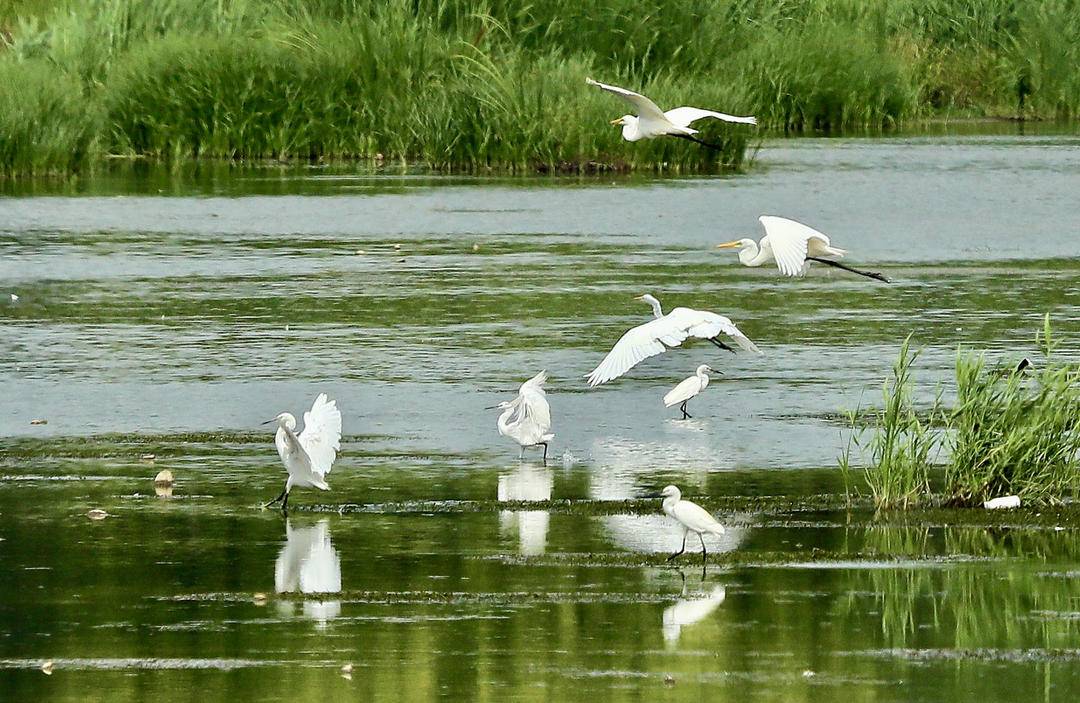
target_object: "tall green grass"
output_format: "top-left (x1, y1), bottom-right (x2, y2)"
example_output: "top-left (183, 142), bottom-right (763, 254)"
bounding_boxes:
top-left (3, 0), bottom-right (1080, 176)
top-left (843, 316), bottom-right (1080, 509)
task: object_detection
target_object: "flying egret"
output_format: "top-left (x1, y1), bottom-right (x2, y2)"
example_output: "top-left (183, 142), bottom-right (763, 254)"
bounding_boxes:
top-left (263, 393), bottom-right (342, 512)
top-left (488, 371), bottom-right (555, 462)
top-left (651, 485), bottom-right (726, 563)
top-left (664, 364), bottom-right (715, 419)
top-left (586, 294), bottom-right (760, 387)
top-left (586, 78), bottom-right (755, 149)
top-left (716, 215), bottom-right (890, 283)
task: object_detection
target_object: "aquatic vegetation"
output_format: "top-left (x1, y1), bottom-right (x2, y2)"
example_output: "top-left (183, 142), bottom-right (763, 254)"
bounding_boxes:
top-left (4, 0), bottom-right (1080, 176)
top-left (844, 317), bottom-right (1080, 509)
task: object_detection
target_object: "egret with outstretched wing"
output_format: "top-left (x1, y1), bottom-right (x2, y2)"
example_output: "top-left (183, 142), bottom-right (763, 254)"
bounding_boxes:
top-left (586, 294), bottom-right (760, 387)
top-left (264, 393), bottom-right (342, 511)
top-left (586, 78), bottom-right (755, 148)
top-left (716, 215), bottom-right (889, 282)
top-left (490, 371), bottom-right (555, 462)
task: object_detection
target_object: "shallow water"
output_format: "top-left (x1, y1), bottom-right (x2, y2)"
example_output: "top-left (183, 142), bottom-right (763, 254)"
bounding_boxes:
top-left (1, 134), bottom-right (1079, 701)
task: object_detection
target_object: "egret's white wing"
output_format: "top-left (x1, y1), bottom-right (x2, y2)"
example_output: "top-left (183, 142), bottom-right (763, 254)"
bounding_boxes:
top-left (664, 106), bottom-right (757, 127)
top-left (759, 215), bottom-right (833, 277)
top-left (517, 371), bottom-right (552, 436)
top-left (671, 500), bottom-right (725, 535)
top-left (586, 317), bottom-right (688, 387)
top-left (667, 307), bottom-right (761, 355)
top-left (586, 77), bottom-right (667, 122)
top-left (298, 393), bottom-right (342, 477)
top-left (663, 375), bottom-right (703, 407)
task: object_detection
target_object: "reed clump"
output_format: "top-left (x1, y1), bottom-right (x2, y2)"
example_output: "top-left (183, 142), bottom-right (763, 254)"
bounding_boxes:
top-left (844, 316), bottom-right (1080, 509)
top-left (3, 0), bottom-right (1080, 176)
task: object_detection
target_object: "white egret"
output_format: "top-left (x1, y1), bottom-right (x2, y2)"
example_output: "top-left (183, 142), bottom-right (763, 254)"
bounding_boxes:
top-left (716, 215), bottom-right (890, 283)
top-left (664, 364), bottom-right (715, 419)
top-left (586, 78), bottom-right (755, 148)
top-left (652, 485), bottom-right (726, 563)
top-left (488, 371), bottom-right (554, 462)
top-left (586, 294), bottom-right (760, 387)
top-left (263, 393), bottom-right (342, 512)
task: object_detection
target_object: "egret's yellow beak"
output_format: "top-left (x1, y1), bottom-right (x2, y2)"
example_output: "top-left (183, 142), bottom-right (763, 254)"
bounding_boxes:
top-left (633, 295), bottom-right (645, 300)
top-left (610, 118), bottom-right (623, 125)
top-left (715, 240), bottom-right (742, 249)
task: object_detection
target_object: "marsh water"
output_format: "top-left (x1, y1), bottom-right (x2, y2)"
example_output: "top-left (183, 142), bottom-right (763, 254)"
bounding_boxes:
top-left (2, 133), bottom-right (1079, 701)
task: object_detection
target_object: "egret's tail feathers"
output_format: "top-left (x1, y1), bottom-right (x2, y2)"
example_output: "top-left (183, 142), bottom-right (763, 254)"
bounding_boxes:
top-left (540, 433), bottom-right (555, 442)
top-left (824, 246), bottom-right (848, 257)
top-left (709, 524), bottom-right (726, 535)
top-left (312, 477), bottom-right (330, 491)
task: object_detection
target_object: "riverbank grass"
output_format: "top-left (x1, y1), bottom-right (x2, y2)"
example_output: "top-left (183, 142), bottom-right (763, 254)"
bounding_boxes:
top-left (844, 317), bottom-right (1080, 509)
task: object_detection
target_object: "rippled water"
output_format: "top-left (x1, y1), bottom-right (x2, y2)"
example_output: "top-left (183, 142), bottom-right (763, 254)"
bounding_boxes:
top-left (2, 134), bottom-right (1079, 701)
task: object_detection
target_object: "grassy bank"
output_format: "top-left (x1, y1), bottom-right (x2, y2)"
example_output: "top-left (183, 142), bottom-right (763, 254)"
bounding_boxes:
top-left (2, 0), bottom-right (1080, 177)
top-left (842, 317), bottom-right (1080, 509)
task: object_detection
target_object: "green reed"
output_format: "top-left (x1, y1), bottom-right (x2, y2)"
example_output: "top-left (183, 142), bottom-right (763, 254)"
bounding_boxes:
top-left (844, 316), bottom-right (1080, 509)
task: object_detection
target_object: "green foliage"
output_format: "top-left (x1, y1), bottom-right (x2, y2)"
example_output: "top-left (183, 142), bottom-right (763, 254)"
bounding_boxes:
top-left (844, 316), bottom-right (1080, 509)
top-left (841, 337), bottom-right (938, 510)
top-left (3, 0), bottom-right (1080, 176)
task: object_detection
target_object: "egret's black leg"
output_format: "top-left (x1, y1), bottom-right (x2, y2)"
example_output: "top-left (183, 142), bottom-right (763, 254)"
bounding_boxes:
top-left (541, 442), bottom-right (549, 464)
top-left (708, 337), bottom-right (736, 354)
top-left (280, 491), bottom-right (290, 513)
top-left (669, 133), bottom-right (726, 152)
top-left (680, 401), bottom-right (692, 420)
top-left (264, 483), bottom-right (287, 508)
top-left (806, 256), bottom-right (890, 283)
top-left (699, 532), bottom-right (708, 565)
top-left (667, 532), bottom-right (687, 561)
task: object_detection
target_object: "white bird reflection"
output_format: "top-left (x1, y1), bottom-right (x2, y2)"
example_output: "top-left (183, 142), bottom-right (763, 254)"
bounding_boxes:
top-left (274, 519), bottom-right (342, 627)
top-left (662, 584), bottom-right (727, 646)
top-left (497, 465), bottom-right (553, 556)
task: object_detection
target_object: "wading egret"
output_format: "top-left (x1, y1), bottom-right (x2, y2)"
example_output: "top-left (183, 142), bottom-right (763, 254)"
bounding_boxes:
top-left (488, 371), bottom-right (555, 462)
top-left (586, 78), bottom-right (755, 148)
top-left (716, 215), bottom-right (890, 283)
top-left (263, 393), bottom-right (342, 512)
top-left (586, 294), bottom-right (760, 387)
top-left (651, 485), bottom-right (726, 563)
top-left (664, 364), bottom-right (715, 419)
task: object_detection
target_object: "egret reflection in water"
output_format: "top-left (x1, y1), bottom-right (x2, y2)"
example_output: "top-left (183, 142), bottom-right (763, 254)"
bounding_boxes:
top-left (274, 519), bottom-right (342, 626)
top-left (497, 465), bottom-right (553, 556)
top-left (662, 584), bottom-right (727, 646)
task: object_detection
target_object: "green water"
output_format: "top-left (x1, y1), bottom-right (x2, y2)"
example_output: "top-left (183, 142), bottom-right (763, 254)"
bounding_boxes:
top-left (2, 134), bottom-right (1080, 701)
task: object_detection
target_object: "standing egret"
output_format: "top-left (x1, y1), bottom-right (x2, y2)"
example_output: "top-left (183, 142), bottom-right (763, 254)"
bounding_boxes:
top-left (586, 78), bottom-right (755, 149)
top-left (586, 294), bottom-right (760, 387)
top-left (664, 364), bottom-right (715, 419)
top-left (652, 485), bottom-right (726, 563)
top-left (489, 371), bottom-right (554, 462)
top-left (263, 393), bottom-right (342, 512)
top-left (716, 215), bottom-right (890, 283)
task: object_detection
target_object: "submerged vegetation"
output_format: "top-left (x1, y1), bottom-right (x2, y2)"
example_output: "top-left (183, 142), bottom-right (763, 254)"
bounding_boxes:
top-left (2, 0), bottom-right (1080, 176)
top-left (843, 316), bottom-right (1080, 509)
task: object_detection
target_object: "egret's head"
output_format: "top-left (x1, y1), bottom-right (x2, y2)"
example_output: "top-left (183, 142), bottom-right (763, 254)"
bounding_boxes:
top-left (696, 364), bottom-right (713, 375)
top-left (610, 115), bottom-right (632, 127)
top-left (485, 401), bottom-right (514, 411)
top-left (716, 238), bottom-right (755, 252)
top-left (660, 485), bottom-right (681, 500)
top-left (635, 293), bottom-right (659, 306)
top-left (267, 412), bottom-right (296, 430)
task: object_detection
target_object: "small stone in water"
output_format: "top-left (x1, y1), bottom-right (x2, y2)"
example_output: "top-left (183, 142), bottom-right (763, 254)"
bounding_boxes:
top-left (87, 509), bottom-right (108, 521)
top-left (393, 243), bottom-right (402, 250)
top-left (154, 469), bottom-right (173, 485)
top-left (10, 293), bottom-right (18, 303)
top-left (397, 257), bottom-right (406, 263)
top-left (341, 663), bottom-right (353, 674)
top-left (252, 592), bottom-right (268, 605)
top-left (355, 250), bottom-right (366, 255)
top-left (663, 674), bottom-right (675, 686)
top-left (30, 418), bottom-right (47, 425)
top-left (472, 243), bottom-right (480, 252)
top-left (142, 454), bottom-right (156, 461)
top-left (41, 660), bottom-right (53, 675)
top-left (802, 670), bottom-right (816, 678)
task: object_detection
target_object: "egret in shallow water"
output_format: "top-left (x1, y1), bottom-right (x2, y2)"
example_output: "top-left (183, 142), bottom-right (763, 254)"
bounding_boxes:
top-left (263, 393), bottom-right (342, 512)
top-left (586, 294), bottom-right (760, 387)
top-left (489, 371), bottom-right (554, 462)
top-left (651, 485), bottom-right (726, 563)
top-left (586, 78), bottom-right (756, 148)
top-left (716, 215), bottom-right (890, 282)
top-left (664, 364), bottom-right (715, 419)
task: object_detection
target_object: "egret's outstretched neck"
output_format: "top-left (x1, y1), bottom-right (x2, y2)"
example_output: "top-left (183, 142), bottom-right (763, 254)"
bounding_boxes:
top-left (741, 239), bottom-right (770, 267)
top-left (496, 403), bottom-right (518, 436)
top-left (643, 296), bottom-right (663, 318)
